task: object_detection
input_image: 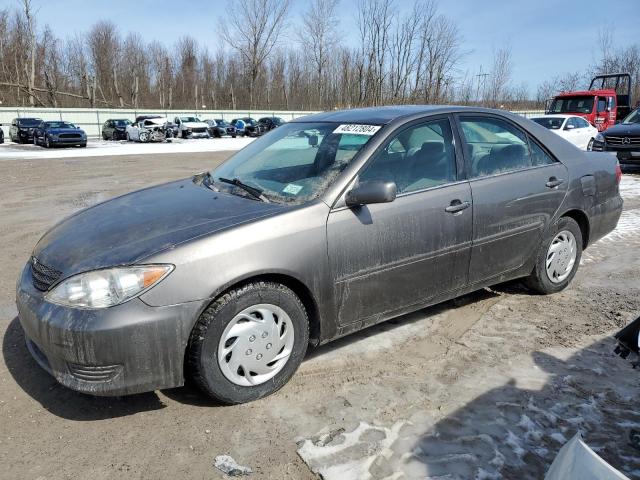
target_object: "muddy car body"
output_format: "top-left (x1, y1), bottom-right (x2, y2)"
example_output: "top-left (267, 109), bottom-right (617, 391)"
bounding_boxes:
top-left (17, 106), bottom-right (623, 404)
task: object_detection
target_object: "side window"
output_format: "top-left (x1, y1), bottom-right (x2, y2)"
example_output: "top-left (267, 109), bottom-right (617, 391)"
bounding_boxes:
top-left (360, 118), bottom-right (456, 194)
top-left (576, 117), bottom-right (589, 129)
top-left (459, 116), bottom-right (532, 178)
top-left (609, 96), bottom-right (616, 109)
top-left (528, 138), bottom-right (556, 166)
top-left (597, 97), bottom-right (607, 112)
top-left (565, 117), bottom-right (577, 129)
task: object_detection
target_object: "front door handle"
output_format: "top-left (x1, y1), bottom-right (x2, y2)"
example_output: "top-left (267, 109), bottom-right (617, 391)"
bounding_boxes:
top-left (445, 199), bottom-right (471, 214)
top-left (546, 177), bottom-right (565, 188)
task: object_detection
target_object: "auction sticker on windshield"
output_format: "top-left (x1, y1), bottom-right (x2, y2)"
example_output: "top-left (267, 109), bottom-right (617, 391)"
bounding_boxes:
top-left (283, 183), bottom-right (304, 195)
top-left (333, 124), bottom-right (381, 135)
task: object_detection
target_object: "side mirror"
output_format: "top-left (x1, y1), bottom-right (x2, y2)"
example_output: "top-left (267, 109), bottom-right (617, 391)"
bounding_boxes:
top-left (346, 181), bottom-right (397, 207)
top-left (308, 134), bottom-right (318, 147)
top-left (565, 124), bottom-right (575, 130)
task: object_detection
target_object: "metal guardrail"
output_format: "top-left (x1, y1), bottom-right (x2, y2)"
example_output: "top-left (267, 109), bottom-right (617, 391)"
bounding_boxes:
top-left (0, 107), bottom-right (545, 138)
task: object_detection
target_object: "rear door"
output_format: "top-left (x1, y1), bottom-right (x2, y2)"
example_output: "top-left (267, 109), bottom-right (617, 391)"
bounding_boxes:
top-left (456, 114), bottom-right (568, 286)
top-left (327, 116), bottom-right (473, 326)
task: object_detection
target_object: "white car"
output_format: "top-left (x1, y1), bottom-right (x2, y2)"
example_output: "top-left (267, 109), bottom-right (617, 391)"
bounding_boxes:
top-left (531, 115), bottom-right (598, 151)
top-left (126, 116), bottom-right (171, 143)
top-left (174, 116), bottom-right (210, 139)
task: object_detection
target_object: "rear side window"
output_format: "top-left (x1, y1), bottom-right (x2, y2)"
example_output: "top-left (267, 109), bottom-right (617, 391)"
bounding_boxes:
top-left (459, 117), bottom-right (532, 178)
top-left (528, 140), bottom-right (556, 166)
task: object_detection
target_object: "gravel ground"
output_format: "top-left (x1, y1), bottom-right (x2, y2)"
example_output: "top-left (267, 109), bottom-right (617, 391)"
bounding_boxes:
top-left (0, 152), bottom-right (638, 479)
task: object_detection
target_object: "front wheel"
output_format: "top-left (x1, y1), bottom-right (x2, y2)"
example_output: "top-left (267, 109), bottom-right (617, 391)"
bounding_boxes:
top-left (45, 136), bottom-right (51, 148)
top-left (187, 282), bottom-right (309, 404)
top-left (524, 216), bottom-right (583, 294)
top-left (587, 138), bottom-right (594, 151)
top-left (139, 131), bottom-right (150, 143)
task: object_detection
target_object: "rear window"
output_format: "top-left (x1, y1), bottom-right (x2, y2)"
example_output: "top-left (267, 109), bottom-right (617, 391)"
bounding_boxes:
top-left (532, 117), bottom-right (564, 130)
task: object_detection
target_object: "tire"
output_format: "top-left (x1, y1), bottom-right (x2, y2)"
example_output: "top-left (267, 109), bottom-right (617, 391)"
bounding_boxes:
top-left (33, 136), bottom-right (38, 146)
top-left (139, 131), bottom-right (150, 143)
top-left (45, 136), bottom-right (51, 148)
top-left (232, 135), bottom-right (236, 139)
top-left (587, 138), bottom-right (594, 151)
top-left (126, 132), bottom-right (130, 141)
top-left (102, 132), bottom-right (108, 140)
top-left (79, 142), bottom-right (87, 148)
top-left (187, 281), bottom-right (309, 404)
top-left (524, 216), bottom-right (583, 294)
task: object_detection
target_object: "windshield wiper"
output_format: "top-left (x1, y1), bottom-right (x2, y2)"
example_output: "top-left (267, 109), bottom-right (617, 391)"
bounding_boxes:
top-left (218, 177), bottom-right (269, 202)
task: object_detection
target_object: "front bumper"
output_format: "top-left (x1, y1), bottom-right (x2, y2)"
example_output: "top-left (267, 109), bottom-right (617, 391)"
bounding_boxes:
top-left (16, 263), bottom-right (202, 396)
top-left (48, 137), bottom-right (86, 146)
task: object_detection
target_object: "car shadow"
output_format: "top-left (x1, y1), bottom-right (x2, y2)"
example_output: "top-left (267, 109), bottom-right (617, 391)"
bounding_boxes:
top-left (399, 338), bottom-right (640, 479)
top-left (2, 317), bottom-right (166, 421)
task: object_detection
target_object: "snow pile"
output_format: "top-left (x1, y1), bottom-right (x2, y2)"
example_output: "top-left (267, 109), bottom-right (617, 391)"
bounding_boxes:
top-left (0, 137), bottom-right (253, 160)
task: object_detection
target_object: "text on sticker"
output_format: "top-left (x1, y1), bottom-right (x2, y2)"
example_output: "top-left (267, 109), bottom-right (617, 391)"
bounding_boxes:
top-left (333, 124), bottom-right (381, 136)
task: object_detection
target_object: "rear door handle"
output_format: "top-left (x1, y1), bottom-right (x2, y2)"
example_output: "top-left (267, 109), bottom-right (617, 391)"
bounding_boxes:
top-left (445, 200), bottom-right (471, 214)
top-left (546, 177), bottom-right (565, 188)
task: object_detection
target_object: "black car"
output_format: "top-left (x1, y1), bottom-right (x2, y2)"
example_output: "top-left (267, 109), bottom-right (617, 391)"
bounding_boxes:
top-left (0, 124), bottom-right (4, 144)
top-left (9, 117), bottom-right (43, 143)
top-left (204, 119), bottom-right (237, 138)
top-left (591, 107), bottom-right (640, 171)
top-left (102, 119), bottom-right (132, 140)
top-left (33, 121), bottom-right (87, 148)
top-left (258, 116), bottom-right (285, 131)
top-left (231, 117), bottom-right (266, 137)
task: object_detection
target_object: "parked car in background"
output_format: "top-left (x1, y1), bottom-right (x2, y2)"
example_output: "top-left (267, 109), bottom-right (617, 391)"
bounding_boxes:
top-left (590, 107), bottom-right (640, 171)
top-left (9, 117), bottom-right (43, 143)
top-left (33, 121), bottom-right (87, 148)
top-left (258, 116), bottom-right (285, 131)
top-left (102, 119), bottom-right (132, 140)
top-left (231, 117), bottom-right (265, 137)
top-left (531, 115), bottom-right (598, 150)
top-left (203, 119), bottom-right (237, 138)
top-left (126, 116), bottom-right (171, 143)
top-left (0, 124), bottom-right (4, 144)
top-left (174, 116), bottom-right (210, 139)
top-left (17, 106), bottom-right (623, 404)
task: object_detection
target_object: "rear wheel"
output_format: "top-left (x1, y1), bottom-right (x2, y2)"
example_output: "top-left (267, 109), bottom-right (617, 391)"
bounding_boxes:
top-left (187, 282), bottom-right (309, 404)
top-left (524, 216), bottom-right (582, 294)
top-left (587, 138), bottom-right (594, 151)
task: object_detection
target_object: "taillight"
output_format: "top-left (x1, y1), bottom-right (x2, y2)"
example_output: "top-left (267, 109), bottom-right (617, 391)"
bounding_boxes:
top-left (615, 162), bottom-right (622, 184)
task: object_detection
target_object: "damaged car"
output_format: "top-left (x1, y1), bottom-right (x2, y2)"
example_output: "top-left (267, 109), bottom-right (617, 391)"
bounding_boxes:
top-left (16, 106), bottom-right (623, 404)
top-left (125, 116), bottom-right (172, 143)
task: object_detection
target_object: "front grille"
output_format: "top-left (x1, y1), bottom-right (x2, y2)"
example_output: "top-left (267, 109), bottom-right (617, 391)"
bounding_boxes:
top-left (605, 136), bottom-right (640, 146)
top-left (67, 362), bottom-right (123, 382)
top-left (31, 257), bottom-right (62, 291)
top-left (226, 127), bottom-right (235, 133)
top-left (59, 133), bottom-right (81, 139)
top-left (191, 127), bottom-right (206, 133)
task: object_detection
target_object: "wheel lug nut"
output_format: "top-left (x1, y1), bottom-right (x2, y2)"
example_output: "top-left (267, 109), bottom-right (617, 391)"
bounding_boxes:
top-left (249, 335), bottom-right (256, 342)
top-left (262, 331), bottom-right (268, 338)
top-left (266, 343), bottom-right (272, 350)
top-left (256, 353), bottom-right (263, 360)
top-left (246, 349), bottom-right (252, 355)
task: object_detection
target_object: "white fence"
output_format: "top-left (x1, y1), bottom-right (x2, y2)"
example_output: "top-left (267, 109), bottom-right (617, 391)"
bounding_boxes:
top-left (0, 107), bottom-right (544, 138)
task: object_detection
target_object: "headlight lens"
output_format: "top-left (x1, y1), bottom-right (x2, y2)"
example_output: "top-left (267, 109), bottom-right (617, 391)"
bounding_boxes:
top-left (595, 133), bottom-right (605, 142)
top-left (45, 265), bottom-right (173, 308)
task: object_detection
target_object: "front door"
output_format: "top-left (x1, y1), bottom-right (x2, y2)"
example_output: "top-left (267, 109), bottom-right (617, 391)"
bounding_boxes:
top-left (327, 117), bottom-right (473, 326)
top-left (456, 114), bottom-right (568, 286)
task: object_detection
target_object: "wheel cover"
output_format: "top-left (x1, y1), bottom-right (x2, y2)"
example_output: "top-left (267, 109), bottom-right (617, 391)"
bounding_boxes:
top-left (218, 304), bottom-right (295, 387)
top-left (545, 230), bottom-right (577, 283)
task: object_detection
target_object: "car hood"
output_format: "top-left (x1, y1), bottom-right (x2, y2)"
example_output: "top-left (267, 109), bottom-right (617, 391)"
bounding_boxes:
top-left (47, 128), bottom-right (84, 135)
top-left (604, 123), bottom-right (640, 136)
top-left (33, 178), bottom-right (286, 277)
top-left (183, 122), bottom-right (209, 129)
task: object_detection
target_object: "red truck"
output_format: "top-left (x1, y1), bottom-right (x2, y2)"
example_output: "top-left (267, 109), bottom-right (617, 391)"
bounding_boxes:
top-left (546, 73), bottom-right (633, 132)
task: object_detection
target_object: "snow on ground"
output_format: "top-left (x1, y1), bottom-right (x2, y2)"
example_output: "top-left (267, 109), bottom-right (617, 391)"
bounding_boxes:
top-left (0, 137), bottom-right (253, 160)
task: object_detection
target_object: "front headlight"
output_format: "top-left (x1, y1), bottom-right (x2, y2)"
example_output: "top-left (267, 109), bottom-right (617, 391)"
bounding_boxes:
top-left (45, 265), bottom-right (173, 309)
top-left (595, 133), bottom-right (605, 142)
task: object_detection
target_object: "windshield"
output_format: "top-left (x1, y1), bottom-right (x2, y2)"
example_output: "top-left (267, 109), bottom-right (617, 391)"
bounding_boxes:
top-left (17, 118), bottom-right (41, 127)
top-left (532, 117), bottom-right (565, 130)
top-left (622, 109), bottom-right (640, 124)
top-left (549, 96), bottom-right (594, 114)
top-left (211, 122), bottom-right (380, 204)
top-left (215, 119), bottom-right (229, 126)
top-left (243, 118), bottom-right (257, 125)
top-left (44, 121), bottom-right (75, 129)
top-left (180, 117), bottom-right (200, 123)
top-left (114, 120), bottom-right (131, 127)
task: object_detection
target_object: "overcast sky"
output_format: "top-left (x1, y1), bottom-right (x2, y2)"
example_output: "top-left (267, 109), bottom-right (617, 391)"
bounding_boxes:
top-left (22, 0), bottom-right (640, 94)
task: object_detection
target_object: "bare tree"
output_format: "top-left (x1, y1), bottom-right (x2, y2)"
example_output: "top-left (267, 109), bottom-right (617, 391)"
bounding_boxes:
top-left (298, 0), bottom-right (340, 109)
top-left (486, 47), bottom-right (512, 107)
top-left (219, 0), bottom-right (290, 108)
top-left (19, 0), bottom-right (37, 105)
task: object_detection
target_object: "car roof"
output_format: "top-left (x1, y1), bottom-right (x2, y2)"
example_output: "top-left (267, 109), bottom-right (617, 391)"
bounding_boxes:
top-left (531, 114), bottom-right (572, 119)
top-left (291, 105), bottom-right (506, 125)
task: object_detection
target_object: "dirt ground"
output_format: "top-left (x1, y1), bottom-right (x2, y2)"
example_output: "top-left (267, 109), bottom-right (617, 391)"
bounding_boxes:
top-left (1, 152), bottom-right (639, 479)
